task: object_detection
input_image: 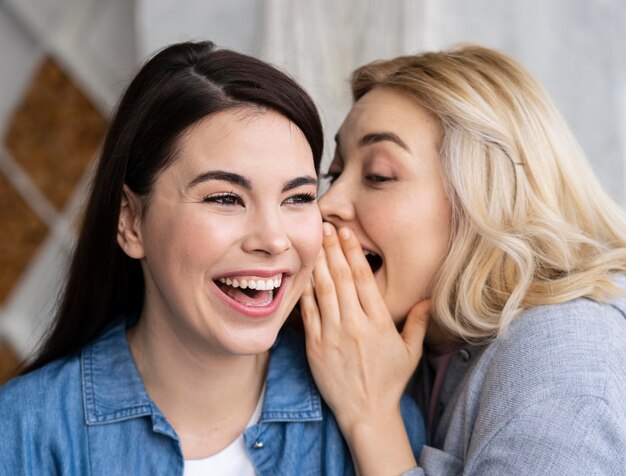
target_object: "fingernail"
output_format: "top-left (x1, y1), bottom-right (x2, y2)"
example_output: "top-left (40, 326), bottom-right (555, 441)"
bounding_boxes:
top-left (339, 227), bottom-right (351, 240)
top-left (323, 222), bottom-right (333, 236)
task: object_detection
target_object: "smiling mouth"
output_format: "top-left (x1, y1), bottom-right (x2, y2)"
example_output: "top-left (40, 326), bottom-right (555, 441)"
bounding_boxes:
top-left (364, 250), bottom-right (383, 273)
top-left (214, 275), bottom-right (283, 307)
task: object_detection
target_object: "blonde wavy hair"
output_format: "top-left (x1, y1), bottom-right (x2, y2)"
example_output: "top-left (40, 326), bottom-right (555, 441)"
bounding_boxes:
top-left (351, 45), bottom-right (626, 341)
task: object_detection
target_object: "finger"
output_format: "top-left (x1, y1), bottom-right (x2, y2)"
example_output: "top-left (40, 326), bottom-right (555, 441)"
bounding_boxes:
top-left (300, 278), bottom-right (321, 341)
top-left (337, 226), bottom-right (388, 319)
top-left (311, 248), bottom-right (342, 331)
top-left (321, 223), bottom-right (363, 320)
top-left (401, 299), bottom-right (432, 363)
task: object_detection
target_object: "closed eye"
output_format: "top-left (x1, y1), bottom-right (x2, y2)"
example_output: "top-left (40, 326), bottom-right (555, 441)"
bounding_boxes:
top-left (365, 174), bottom-right (393, 183)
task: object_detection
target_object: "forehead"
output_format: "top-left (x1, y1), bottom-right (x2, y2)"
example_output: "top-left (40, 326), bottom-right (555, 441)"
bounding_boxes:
top-left (175, 108), bottom-right (315, 176)
top-left (338, 87), bottom-right (440, 146)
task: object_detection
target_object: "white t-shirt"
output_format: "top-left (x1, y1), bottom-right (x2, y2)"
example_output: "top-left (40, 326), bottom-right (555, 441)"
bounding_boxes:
top-left (183, 388), bottom-right (265, 476)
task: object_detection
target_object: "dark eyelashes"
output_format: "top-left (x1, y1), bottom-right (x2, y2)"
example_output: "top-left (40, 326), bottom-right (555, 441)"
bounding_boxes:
top-left (365, 174), bottom-right (392, 183)
top-left (321, 171), bottom-right (393, 185)
top-left (285, 192), bottom-right (317, 205)
top-left (202, 192), bottom-right (242, 206)
top-left (202, 191), bottom-right (317, 206)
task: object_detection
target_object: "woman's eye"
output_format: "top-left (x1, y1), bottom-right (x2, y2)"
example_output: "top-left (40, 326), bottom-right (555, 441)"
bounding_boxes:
top-left (202, 193), bottom-right (243, 206)
top-left (284, 192), bottom-right (317, 206)
top-left (365, 174), bottom-right (393, 183)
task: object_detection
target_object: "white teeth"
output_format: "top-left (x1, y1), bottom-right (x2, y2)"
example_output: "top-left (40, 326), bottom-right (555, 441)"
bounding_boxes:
top-left (217, 276), bottom-right (283, 290)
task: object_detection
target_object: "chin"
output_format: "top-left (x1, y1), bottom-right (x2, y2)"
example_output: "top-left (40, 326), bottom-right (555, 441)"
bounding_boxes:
top-left (223, 330), bottom-right (281, 356)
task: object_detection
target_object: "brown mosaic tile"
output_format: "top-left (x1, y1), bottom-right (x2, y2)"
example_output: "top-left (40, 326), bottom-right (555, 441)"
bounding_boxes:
top-left (4, 57), bottom-right (107, 210)
top-left (0, 341), bottom-right (21, 385)
top-left (0, 173), bottom-right (48, 304)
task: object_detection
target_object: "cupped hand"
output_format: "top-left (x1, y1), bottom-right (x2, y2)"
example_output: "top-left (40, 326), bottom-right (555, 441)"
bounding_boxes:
top-left (299, 222), bottom-right (431, 437)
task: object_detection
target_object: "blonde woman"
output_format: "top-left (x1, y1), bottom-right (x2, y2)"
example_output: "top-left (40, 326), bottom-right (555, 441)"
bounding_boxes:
top-left (300, 45), bottom-right (626, 475)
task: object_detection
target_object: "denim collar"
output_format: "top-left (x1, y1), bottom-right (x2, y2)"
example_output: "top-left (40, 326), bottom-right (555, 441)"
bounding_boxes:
top-left (81, 320), bottom-right (323, 429)
top-left (259, 327), bottom-right (323, 423)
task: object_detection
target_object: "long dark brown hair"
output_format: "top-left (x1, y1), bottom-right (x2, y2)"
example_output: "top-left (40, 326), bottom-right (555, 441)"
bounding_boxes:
top-left (23, 41), bottom-right (323, 373)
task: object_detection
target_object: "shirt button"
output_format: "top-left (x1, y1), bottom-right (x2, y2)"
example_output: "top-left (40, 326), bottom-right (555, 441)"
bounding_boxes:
top-left (253, 441), bottom-right (264, 449)
top-left (458, 348), bottom-right (471, 362)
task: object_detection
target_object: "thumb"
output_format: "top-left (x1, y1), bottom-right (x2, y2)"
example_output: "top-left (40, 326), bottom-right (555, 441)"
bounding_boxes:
top-left (401, 299), bottom-right (432, 361)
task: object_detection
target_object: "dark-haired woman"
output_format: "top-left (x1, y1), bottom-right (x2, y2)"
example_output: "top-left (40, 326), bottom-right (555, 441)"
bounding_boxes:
top-left (0, 41), bottom-right (426, 475)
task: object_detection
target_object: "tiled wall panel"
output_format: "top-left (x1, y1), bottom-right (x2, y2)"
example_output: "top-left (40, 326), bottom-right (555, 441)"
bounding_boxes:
top-left (5, 58), bottom-right (106, 211)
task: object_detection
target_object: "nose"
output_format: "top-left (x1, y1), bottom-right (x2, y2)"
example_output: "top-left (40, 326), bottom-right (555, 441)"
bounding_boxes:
top-left (319, 177), bottom-right (356, 227)
top-left (241, 206), bottom-right (291, 256)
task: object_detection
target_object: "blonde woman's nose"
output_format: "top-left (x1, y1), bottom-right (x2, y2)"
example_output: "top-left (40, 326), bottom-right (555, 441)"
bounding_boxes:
top-left (319, 180), bottom-right (356, 226)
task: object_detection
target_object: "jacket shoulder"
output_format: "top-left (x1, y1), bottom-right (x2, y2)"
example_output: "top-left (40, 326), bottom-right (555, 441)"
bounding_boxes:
top-left (0, 355), bottom-right (94, 473)
top-left (0, 355), bottom-right (81, 419)
top-left (479, 296), bottom-right (626, 403)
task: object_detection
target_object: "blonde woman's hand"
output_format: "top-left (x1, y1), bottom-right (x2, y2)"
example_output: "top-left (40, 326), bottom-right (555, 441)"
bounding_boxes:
top-left (300, 223), bottom-right (430, 475)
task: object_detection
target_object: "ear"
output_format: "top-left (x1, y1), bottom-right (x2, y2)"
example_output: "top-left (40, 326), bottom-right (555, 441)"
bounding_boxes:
top-left (117, 184), bottom-right (145, 259)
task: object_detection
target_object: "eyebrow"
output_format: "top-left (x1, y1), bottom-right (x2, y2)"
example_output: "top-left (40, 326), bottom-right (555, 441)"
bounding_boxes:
top-left (188, 170), bottom-right (251, 189)
top-left (282, 176), bottom-right (318, 192)
top-left (358, 132), bottom-right (409, 151)
top-left (188, 170), bottom-right (317, 192)
top-left (334, 131), bottom-right (410, 152)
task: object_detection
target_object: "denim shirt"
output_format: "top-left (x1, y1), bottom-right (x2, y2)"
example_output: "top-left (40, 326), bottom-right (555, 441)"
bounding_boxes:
top-left (0, 320), bottom-right (426, 475)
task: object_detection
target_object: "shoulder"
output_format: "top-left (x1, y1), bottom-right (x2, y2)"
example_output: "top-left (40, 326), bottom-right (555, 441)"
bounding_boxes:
top-left (452, 296), bottom-right (626, 473)
top-left (497, 296), bottom-right (626, 369)
top-left (0, 354), bottom-right (84, 460)
top-left (0, 354), bottom-right (81, 413)
top-left (475, 294), bottom-right (626, 407)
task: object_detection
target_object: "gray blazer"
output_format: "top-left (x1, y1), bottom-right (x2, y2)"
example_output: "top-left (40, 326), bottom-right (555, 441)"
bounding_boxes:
top-left (407, 276), bottom-right (626, 475)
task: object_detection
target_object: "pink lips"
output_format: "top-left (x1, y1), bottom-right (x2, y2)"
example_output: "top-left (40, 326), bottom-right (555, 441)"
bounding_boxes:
top-left (212, 270), bottom-right (288, 318)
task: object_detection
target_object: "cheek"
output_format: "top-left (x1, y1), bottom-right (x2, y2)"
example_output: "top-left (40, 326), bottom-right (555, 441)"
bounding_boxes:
top-left (400, 209), bottom-right (449, 270)
top-left (374, 191), bottom-right (450, 303)
top-left (192, 218), bottom-right (242, 246)
top-left (144, 211), bottom-right (242, 268)
top-left (358, 194), bottom-right (404, 245)
top-left (396, 184), bottom-right (451, 245)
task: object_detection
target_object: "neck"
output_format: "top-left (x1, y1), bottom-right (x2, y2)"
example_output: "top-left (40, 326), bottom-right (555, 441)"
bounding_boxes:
top-left (128, 314), bottom-right (268, 459)
top-left (425, 317), bottom-right (459, 346)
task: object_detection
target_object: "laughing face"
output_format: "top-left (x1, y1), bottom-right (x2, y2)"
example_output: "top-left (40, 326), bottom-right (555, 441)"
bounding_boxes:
top-left (320, 87), bottom-right (451, 323)
top-left (120, 108), bottom-right (322, 356)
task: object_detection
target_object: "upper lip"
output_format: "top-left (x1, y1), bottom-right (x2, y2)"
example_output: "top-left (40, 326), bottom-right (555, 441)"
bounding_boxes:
top-left (214, 269), bottom-right (290, 280)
